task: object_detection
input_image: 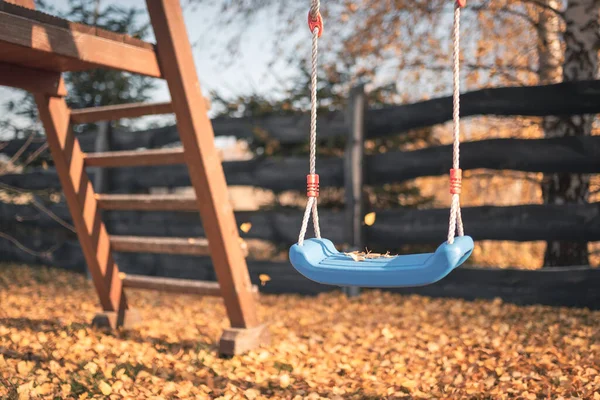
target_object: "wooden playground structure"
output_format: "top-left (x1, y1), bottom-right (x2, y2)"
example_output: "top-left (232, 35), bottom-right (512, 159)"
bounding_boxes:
top-left (0, 0), bottom-right (269, 355)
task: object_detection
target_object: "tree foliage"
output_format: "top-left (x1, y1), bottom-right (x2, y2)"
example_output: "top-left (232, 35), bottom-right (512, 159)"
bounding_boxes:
top-left (0, 0), bottom-right (157, 138)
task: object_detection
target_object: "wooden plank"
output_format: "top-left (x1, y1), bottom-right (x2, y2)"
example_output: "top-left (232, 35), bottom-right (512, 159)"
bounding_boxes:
top-left (0, 62), bottom-right (67, 96)
top-left (84, 147), bottom-right (185, 168)
top-left (71, 102), bottom-right (173, 124)
top-left (366, 80), bottom-right (600, 139)
top-left (110, 235), bottom-right (210, 256)
top-left (2, 230), bottom-right (600, 309)
top-left (146, 0), bottom-right (261, 333)
top-left (95, 194), bottom-right (197, 211)
top-left (0, 9), bottom-right (161, 77)
top-left (4, 81), bottom-right (600, 149)
top-left (33, 86), bottom-right (127, 314)
top-left (4, 199), bottom-right (600, 246)
top-left (5, 135), bottom-right (600, 192)
top-left (120, 274), bottom-right (259, 296)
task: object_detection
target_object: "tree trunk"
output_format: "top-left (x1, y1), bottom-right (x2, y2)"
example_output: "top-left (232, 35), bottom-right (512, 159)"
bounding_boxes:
top-left (540, 0), bottom-right (599, 266)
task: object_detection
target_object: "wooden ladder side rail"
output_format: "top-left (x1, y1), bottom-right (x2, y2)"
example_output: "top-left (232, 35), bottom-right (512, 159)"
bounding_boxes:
top-left (146, 0), bottom-right (268, 355)
top-left (34, 85), bottom-right (135, 329)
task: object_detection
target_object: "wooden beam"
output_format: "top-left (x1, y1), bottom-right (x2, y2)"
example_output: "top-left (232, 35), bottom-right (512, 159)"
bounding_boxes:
top-left (0, 9), bottom-right (161, 77)
top-left (3, 231), bottom-right (600, 309)
top-left (33, 86), bottom-right (127, 314)
top-left (110, 235), bottom-right (210, 256)
top-left (4, 134), bottom-right (600, 193)
top-left (6, 197), bottom-right (600, 249)
top-left (146, 0), bottom-right (263, 344)
top-left (367, 80), bottom-right (600, 139)
top-left (71, 102), bottom-right (173, 124)
top-left (96, 194), bottom-right (197, 211)
top-left (17, 201), bottom-right (600, 245)
top-left (84, 148), bottom-right (184, 168)
top-left (0, 63), bottom-right (67, 96)
top-left (6, 81), bottom-right (600, 148)
top-left (367, 135), bottom-right (600, 184)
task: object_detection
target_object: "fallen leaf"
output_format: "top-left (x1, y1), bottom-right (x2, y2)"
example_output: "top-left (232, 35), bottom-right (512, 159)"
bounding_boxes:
top-left (280, 374), bottom-right (290, 388)
top-left (99, 381), bottom-right (112, 396)
top-left (401, 380), bottom-right (417, 389)
top-left (364, 212), bottom-right (376, 226)
top-left (240, 222), bottom-right (252, 233)
top-left (244, 388), bottom-right (260, 399)
top-left (259, 274), bottom-right (271, 286)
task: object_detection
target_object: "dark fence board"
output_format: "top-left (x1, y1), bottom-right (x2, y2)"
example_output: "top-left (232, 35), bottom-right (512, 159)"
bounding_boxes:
top-left (0, 230), bottom-right (599, 308)
top-left (3, 81), bottom-right (600, 155)
top-left (366, 80), bottom-right (600, 139)
top-left (2, 200), bottom-right (599, 245)
top-left (3, 135), bottom-right (600, 192)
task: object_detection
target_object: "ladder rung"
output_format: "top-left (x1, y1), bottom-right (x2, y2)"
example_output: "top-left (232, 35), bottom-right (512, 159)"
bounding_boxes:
top-left (120, 274), bottom-right (258, 297)
top-left (84, 148), bottom-right (185, 168)
top-left (96, 194), bottom-right (197, 211)
top-left (110, 236), bottom-right (210, 256)
top-left (70, 102), bottom-right (173, 124)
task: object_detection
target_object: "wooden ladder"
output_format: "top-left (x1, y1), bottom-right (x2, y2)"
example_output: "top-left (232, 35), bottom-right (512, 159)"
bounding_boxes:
top-left (3, 0), bottom-right (268, 355)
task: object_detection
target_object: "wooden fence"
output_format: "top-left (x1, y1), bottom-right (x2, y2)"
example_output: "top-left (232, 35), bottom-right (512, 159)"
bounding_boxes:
top-left (1, 80), bottom-right (600, 308)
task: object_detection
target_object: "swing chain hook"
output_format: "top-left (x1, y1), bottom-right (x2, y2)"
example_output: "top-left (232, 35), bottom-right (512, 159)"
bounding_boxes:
top-left (308, 10), bottom-right (323, 37)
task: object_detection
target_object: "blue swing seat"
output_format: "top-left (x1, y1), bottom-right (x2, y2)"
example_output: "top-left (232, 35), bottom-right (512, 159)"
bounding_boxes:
top-left (289, 236), bottom-right (473, 287)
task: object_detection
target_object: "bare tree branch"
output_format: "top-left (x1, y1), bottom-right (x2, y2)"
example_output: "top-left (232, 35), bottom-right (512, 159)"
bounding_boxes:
top-left (0, 231), bottom-right (61, 258)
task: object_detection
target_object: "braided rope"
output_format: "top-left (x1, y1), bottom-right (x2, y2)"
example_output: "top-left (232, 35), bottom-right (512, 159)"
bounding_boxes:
top-left (299, 1), bottom-right (464, 246)
top-left (298, 0), bottom-right (322, 246)
top-left (447, 3), bottom-right (465, 244)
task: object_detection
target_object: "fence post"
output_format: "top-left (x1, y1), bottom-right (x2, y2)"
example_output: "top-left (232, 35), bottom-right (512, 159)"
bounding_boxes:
top-left (93, 121), bottom-right (112, 193)
top-left (343, 84), bottom-right (366, 298)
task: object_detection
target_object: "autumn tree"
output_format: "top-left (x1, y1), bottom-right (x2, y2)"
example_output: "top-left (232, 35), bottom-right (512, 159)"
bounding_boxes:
top-left (0, 0), bottom-right (157, 140)
top-left (539, 0), bottom-right (598, 266)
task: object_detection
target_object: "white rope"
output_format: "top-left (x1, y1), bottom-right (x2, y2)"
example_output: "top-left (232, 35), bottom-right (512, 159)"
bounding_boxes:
top-left (309, 0), bottom-right (320, 19)
top-left (447, 3), bottom-right (465, 244)
top-left (298, 0), bottom-right (322, 246)
top-left (309, 26), bottom-right (318, 176)
top-left (298, 197), bottom-right (315, 245)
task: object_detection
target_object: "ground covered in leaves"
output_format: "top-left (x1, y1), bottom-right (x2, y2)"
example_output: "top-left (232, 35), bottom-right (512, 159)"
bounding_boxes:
top-left (0, 265), bottom-right (599, 399)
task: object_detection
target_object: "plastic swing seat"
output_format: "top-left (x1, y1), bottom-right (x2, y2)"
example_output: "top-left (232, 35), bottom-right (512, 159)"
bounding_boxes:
top-left (289, 236), bottom-right (473, 287)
